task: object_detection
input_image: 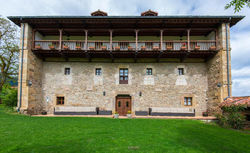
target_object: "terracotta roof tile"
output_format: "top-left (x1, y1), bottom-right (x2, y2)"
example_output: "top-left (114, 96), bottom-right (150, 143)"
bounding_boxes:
top-left (220, 96), bottom-right (250, 107)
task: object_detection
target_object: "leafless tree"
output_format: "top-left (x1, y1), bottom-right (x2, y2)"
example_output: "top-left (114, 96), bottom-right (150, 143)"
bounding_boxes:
top-left (0, 17), bottom-right (19, 92)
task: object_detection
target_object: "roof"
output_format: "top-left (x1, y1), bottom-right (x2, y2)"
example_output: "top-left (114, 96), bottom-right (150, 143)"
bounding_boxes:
top-left (8, 15), bottom-right (244, 27)
top-left (7, 15), bottom-right (244, 37)
top-left (220, 96), bottom-right (250, 107)
top-left (91, 10), bottom-right (108, 16)
top-left (141, 9), bottom-right (158, 16)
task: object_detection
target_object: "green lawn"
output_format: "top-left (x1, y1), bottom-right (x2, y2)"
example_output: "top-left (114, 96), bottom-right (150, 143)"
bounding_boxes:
top-left (0, 106), bottom-right (249, 153)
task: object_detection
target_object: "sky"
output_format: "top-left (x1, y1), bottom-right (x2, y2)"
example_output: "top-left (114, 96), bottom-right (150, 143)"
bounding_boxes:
top-left (0, 0), bottom-right (249, 96)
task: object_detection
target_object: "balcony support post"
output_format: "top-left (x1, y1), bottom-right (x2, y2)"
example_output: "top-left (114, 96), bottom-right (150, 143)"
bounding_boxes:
top-left (215, 29), bottom-right (219, 49)
top-left (59, 29), bottom-right (63, 50)
top-left (160, 30), bottom-right (163, 50)
top-left (135, 30), bottom-right (139, 51)
top-left (32, 29), bottom-right (36, 49)
top-left (187, 29), bottom-right (191, 51)
top-left (84, 30), bottom-right (88, 50)
top-left (109, 30), bottom-right (113, 51)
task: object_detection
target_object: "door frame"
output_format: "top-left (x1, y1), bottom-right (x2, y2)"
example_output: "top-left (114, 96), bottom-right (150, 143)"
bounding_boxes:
top-left (115, 95), bottom-right (132, 116)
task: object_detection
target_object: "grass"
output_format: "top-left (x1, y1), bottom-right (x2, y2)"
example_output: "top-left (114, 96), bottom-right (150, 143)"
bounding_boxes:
top-left (0, 105), bottom-right (249, 153)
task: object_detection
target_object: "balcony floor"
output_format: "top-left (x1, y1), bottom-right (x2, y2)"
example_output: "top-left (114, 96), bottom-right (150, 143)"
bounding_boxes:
top-left (32, 49), bottom-right (218, 60)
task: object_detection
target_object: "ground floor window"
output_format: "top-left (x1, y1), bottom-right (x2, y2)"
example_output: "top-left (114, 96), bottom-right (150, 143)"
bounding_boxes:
top-left (184, 97), bottom-right (192, 106)
top-left (57, 97), bottom-right (64, 105)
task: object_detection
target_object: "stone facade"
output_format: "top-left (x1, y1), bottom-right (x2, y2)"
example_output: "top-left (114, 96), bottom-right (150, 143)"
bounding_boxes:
top-left (42, 62), bottom-right (208, 116)
top-left (207, 23), bottom-right (232, 113)
top-left (17, 22), bottom-right (232, 116)
top-left (18, 23), bottom-right (43, 114)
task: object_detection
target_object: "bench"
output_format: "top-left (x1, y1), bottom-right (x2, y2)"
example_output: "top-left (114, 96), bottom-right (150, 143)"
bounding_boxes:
top-left (54, 106), bottom-right (97, 115)
top-left (150, 107), bottom-right (195, 116)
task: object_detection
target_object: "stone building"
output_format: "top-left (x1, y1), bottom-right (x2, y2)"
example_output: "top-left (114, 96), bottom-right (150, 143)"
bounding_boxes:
top-left (8, 10), bottom-right (244, 116)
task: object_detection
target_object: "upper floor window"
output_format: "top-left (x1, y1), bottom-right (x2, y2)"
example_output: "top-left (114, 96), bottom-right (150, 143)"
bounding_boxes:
top-left (178, 68), bottom-right (184, 75)
top-left (65, 68), bottom-right (70, 75)
top-left (146, 68), bottom-right (153, 75)
top-left (95, 68), bottom-right (102, 76)
top-left (119, 68), bottom-right (128, 84)
top-left (57, 97), bottom-right (64, 105)
top-left (184, 97), bottom-right (192, 106)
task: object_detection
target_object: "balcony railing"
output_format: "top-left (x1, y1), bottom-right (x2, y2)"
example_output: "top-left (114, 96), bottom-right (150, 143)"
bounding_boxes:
top-left (33, 40), bottom-right (218, 51)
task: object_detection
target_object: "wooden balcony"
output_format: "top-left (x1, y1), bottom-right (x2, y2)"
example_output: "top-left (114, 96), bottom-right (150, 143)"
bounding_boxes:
top-left (33, 40), bottom-right (218, 52)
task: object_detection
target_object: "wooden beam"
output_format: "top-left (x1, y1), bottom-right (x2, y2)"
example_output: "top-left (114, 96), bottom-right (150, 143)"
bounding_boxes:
top-left (187, 29), bottom-right (191, 52)
top-left (59, 29), bottom-right (62, 51)
top-left (85, 30), bottom-right (88, 50)
top-left (160, 30), bottom-right (163, 50)
top-left (135, 30), bottom-right (139, 51)
top-left (215, 29), bottom-right (219, 50)
top-left (35, 28), bottom-right (216, 32)
top-left (157, 51), bottom-right (163, 62)
top-left (134, 50), bottom-right (138, 63)
top-left (110, 30), bottom-right (113, 51)
top-left (32, 29), bottom-right (36, 49)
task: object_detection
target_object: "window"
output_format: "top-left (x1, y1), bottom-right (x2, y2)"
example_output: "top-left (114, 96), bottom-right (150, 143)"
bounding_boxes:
top-left (178, 68), bottom-right (184, 75)
top-left (146, 68), bottom-right (152, 75)
top-left (65, 68), bottom-right (70, 75)
top-left (95, 68), bottom-right (102, 76)
top-left (119, 68), bottom-right (128, 84)
top-left (126, 101), bottom-right (129, 107)
top-left (57, 97), bottom-right (64, 105)
top-left (118, 101), bottom-right (121, 107)
top-left (184, 97), bottom-right (192, 106)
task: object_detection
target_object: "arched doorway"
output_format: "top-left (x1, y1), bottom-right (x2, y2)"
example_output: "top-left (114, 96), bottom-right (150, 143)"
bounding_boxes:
top-left (116, 95), bottom-right (131, 116)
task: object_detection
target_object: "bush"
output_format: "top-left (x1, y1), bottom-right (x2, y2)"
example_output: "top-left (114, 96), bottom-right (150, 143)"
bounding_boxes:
top-left (0, 86), bottom-right (17, 108)
top-left (216, 105), bottom-right (246, 129)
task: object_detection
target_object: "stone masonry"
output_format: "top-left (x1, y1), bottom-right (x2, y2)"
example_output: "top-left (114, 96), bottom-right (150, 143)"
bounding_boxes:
top-left (17, 22), bottom-right (232, 116)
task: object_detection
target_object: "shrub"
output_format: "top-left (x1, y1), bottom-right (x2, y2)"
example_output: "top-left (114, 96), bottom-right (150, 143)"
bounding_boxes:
top-left (0, 86), bottom-right (17, 108)
top-left (216, 105), bottom-right (246, 129)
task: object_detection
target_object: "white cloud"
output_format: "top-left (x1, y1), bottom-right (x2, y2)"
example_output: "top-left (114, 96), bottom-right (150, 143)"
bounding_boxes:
top-left (232, 78), bottom-right (250, 96)
top-left (232, 66), bottom-right (250, 78)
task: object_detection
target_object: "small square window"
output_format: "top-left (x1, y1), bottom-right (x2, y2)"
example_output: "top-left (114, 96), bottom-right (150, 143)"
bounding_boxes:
top-left (57, 97), bottom-right (64, 105)
top-left (95, 68), bottom-right (102, 76)
top-left (146, 68), bottom-right (152, 75)
top-left (184, 97), bottom-right (192, 106)
top-left (65, 68), bottom-right (70, 75)
top-left (178, 68), bottom-right (184, 75)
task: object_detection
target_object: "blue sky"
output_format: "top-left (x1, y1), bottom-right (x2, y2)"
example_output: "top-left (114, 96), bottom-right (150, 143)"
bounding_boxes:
top-left (0, 0), bottom-right (249, 96)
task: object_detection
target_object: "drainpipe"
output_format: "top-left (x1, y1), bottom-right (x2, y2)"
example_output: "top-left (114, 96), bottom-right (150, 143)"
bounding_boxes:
top-left (225, 18), bottom-right (231, 97)
top-left (18, 22), bottom-right (25, 112)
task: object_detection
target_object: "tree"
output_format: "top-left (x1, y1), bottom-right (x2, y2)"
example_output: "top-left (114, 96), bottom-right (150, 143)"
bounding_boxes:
top-left (0, 17), bottom-right (19, 92)
top-left (225, 0), bottom-right (250, 12)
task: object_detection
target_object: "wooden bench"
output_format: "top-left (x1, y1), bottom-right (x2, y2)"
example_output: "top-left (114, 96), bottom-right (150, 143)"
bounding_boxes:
top-left (54, 106), bottom-right (97, 115)
top-left (150, 107), bottom-right (195, 116)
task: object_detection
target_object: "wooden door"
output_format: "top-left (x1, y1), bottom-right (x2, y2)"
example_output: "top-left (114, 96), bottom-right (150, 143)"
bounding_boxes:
top-left (116, 97), bottom-right (131, 116)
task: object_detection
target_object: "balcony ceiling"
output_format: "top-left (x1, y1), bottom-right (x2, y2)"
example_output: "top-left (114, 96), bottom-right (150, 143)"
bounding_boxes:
top-left (8, 15), bottom-right (244, 36)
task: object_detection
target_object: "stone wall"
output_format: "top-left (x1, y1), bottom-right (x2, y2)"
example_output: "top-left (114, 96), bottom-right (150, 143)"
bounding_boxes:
top-left (17, 22), bottom-right (232, 116)
top-left (17, 23), bottom-right (43, 114)
top-left (42, 62), bottom-right (208, 116)
top-left (206, 23), bottom-right (232, 113)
